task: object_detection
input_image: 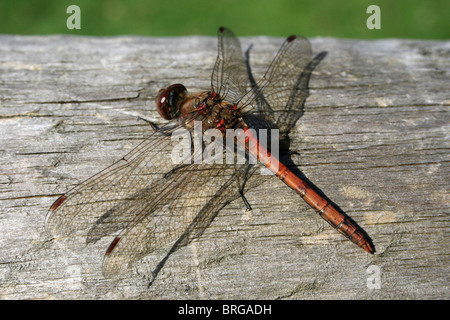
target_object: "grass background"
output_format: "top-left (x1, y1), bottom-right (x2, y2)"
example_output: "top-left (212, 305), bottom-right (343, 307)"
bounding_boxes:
top-left (0, 0), bottom-right (448, 39)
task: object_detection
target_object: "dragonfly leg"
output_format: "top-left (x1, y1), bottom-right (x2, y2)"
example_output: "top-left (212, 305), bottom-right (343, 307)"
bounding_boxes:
top-left (138, 116), bottom-right (173, 136)
top-left (235, 166), bottom-right (253, 211)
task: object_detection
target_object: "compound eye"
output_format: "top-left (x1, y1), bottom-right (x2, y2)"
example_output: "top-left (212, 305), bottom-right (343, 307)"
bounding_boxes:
top-left (155, 84), bottom-right (187, 120)
top-left (156, 89), bottom-right (170, 119)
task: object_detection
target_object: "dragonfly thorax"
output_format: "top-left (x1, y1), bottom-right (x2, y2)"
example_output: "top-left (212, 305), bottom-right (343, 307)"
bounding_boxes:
top-left (157, 84), bottom-right (244, 133)
top-left (193, 91), bottom-right (244, 133)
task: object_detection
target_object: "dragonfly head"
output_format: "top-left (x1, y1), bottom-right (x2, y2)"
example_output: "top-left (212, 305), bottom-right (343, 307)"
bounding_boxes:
top-left (156, 84), bottom-right (188, 120)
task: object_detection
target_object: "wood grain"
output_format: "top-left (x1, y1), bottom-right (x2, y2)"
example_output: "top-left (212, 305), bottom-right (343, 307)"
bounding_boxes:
top-left (0, 34), bottom-right (448, 299)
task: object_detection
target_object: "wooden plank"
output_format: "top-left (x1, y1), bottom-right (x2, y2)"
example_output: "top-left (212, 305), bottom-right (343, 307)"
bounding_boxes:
top-left (0, 34), bottom-right (448, 299)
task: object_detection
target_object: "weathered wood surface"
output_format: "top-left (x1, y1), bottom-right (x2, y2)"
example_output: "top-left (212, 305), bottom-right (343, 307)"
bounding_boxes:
top-left (0, 34), bottom-right (448, 300)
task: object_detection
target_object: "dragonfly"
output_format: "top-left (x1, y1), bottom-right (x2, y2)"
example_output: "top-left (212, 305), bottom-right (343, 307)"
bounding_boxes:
top-left (45, 27), bottom-right (374, 279)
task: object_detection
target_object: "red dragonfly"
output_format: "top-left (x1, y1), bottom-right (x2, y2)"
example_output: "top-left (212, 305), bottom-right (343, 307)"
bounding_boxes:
top-left (46, 27), bottom-right (374, 279)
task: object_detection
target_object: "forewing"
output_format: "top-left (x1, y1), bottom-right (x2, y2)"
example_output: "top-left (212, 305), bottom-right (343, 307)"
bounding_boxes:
top-left (211, 27), bottom-right (249, 104)
top-left (45, 120), bottom-right (188, 238)
top-left (237, 36), bottom-right (319, 137)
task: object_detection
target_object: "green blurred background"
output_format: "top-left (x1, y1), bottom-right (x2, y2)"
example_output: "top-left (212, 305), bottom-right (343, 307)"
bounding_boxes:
top-left (0, 0), bottom-right (448, 39)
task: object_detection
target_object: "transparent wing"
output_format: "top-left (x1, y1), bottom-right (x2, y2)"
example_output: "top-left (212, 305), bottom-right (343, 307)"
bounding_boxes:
top-left (211, 27), bottom-right (249, 104)
top-left (45, 118), bottom-right (194, 238)
top-left (45, 113), bottom-right (261, 278)
top-left (237, 35), bottom-right (326, 139)
top-left (100, 160), bottom-right (253, 277)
